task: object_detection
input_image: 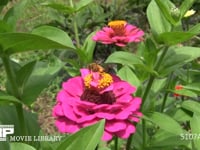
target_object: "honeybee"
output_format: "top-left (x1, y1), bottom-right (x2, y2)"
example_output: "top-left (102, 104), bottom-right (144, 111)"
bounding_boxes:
top-left (87, 63), bottom-right (105, 73)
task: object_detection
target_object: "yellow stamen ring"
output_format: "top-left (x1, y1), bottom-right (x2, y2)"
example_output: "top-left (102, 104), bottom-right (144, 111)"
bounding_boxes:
top-left (108, 20), bottom-right (127, 35)
top-left (84, 72), bottom-right (113, 89)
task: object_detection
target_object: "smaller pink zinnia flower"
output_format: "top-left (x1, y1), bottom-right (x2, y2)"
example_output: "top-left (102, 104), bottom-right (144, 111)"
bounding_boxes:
top-left (92, 20), bottom-right (144, 47)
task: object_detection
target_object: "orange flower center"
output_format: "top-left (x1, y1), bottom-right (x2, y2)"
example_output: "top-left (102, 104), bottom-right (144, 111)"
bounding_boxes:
top-left (84, 72), bottom-right (113, 90)
top-left (108, 20), bottom-right (127, 35)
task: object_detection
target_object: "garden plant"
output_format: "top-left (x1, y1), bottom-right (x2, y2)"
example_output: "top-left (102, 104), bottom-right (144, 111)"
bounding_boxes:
top-left (0, 0), bottom-right (200, 150)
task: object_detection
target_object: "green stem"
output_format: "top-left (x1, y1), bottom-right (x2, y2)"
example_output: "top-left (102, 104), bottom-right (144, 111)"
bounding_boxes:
top-left (126, 133), bottom-right (133, 150)
top-left (70, 0), bottom-right (80, 48)
top-left (160, 73), bottom-right (173, 112)
top-left (114, 136), bottom-right (118, 150)
top-left (1, 55), bottom-right (27, 136)
top-left (141, 47), bottom-right (169, 148)
top-left (73, 18), bottom-right (80, 48)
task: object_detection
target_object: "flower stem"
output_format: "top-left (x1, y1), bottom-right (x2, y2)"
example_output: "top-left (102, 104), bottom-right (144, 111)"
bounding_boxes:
top-left (114, 136), bottom-right (118, 150)
top-left (73, 18), bottom-right (80, 48)
top-left (126, 133), bottom-right (133, 150)
top-left (1, 55), bottom-right (27, 136)
top-left (70, 0), bottom-right (80, 48)
top-left (141, 47), bottom-right (169, 148)
top-left (160, 73), bottom-right (173, 112)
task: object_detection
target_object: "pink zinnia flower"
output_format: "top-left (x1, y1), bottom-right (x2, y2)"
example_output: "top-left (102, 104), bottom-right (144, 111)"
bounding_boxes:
top-left (92, 20), bottom-right (144, 47)
top-left (52, 65), bottom-right (142, 141)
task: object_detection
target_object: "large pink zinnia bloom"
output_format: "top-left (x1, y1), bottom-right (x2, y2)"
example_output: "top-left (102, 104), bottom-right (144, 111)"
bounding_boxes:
top-left (92, 20), bottom-right (144, 47)
top-left (52, 67), bottom-right (142, 141)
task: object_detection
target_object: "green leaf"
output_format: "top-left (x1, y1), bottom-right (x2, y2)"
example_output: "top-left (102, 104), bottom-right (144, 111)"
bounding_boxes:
top-left (117, 66), bottom-right (140, 88)
top-left (159, 46), bottom-right (200, 76)
top-left (75, 0), bottom-right (94, 12)
top-left (181, 100), bottom-right (200, 115)
top-left (16, 61), bottom-right (36, 96)
top-left (147, 0), bottom-right (171, 36)
top-left (158, 31), bottom-right (195, 45)
top-left (151, 129), bottom-right (190, 147)
top-left (10, 142), bottom-right (36, 150)
top-left (180, 0), bottom-right (195, 18)
top-left (0, 93), bottom-right (22, 104)
top-left (189, 23), bottom-right (200, 34)
top-left (147, 112), bottom-right (184, 135)
top-left (0, 20), bottom-right (12, 33)
top-left (184, 83), bottom-right (200, 94)
top-left (172, 88), bottom-right (197, 97)
top-left (0, 33), bottom-right (75, 54)
top-left (42, 3), bottom-right (76, 14)
top-left (56, 120), bottom-right (105, 150)
top-left (3, 0), bottom-right (28, 31)
top-left (155, 0), bottom-right (179, 24)
top-left (0, 141), bottom-right (10, 150)
top-left (21, 58), bottom-right (63, 105)
top-left (137, 39), bottom-right (158, 68)
top-left (82, 31), bottom-right (96, 63)
top-left (173, 108), bottom-right (192, 122)
top-left (32, 25), bottom-right (75, 49)
top-left (105, 51), bottom-right (143, 66)
top-left (190, 113), bottom-right (200, 150)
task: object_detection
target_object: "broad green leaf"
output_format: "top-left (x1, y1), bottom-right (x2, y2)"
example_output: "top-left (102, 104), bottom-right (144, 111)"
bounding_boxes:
top-left (147, 112), bottom-right (184, 135)
top-left (184, 83), bottom-right (200, 94)
top-left (173, 108), bottom-right (192, 122)
top-left (16, 61), bottom-right (36, 96)
top-left (151, 78), bottom-right (167, 93)
top-left (105, 51), bottom-right (143, 66)
top-left (10, 142), bottom-right (36, 150)
top-left (147, 0), bottom-right (171, 36)
top-left (155, 0), bottom-right (179, 24)
top-left (172, 88), bottom-right (197, 97)
top-left (0, 20), bottom-right (12, 33)
top-left (190, 113), bottom-right (200, 150)
top-left (75, 0), bottom-right (94, 12)
top-left (82, 31), bottom-right (96, 63)
top-left (151, 129), bottom-right (190, 147)
top-left (159, 46), bottom-right (200, 76)
top-left (21, 58), bottom-right (63, 105)
top-left (0, 93), bottom-right (22, 104)
top-left (3, 0), bottom-right (28, 31)
top-left (189, 23), bottom-right (200, 34)
top-left (137, 39), bottom-right (158, 69)
top-left (0, 141), bottom-right (10, 150)
top-left (117, 66), bottom-right (140, 88)
top-left (0, 33), bottom-right (75, 54)
top-left (181, 100), bottom-right (200, 115)
top-left (42, 3), bottom-right (76, 14)
top-left (180, 0), bottom-right (195, 18)
top-left (56, 120), bottom-right (105, 150)
top-left (32, 26), bottom-right (75, 49)
top-left (158, 31), bottom-right (195, 45)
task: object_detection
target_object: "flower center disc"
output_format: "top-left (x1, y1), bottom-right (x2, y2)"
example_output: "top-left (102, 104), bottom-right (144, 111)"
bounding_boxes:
top-left (84, 72), bottom-right (113, 90)
top-left (108, 20), bottom-right (127, 35)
